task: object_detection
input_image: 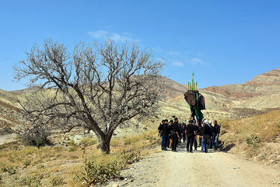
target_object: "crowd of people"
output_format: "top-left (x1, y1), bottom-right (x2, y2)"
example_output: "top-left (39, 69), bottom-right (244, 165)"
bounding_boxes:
top-left (158, 118), bottom-right (220, 153)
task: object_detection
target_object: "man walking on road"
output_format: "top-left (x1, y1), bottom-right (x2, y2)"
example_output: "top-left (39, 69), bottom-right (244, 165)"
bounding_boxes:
top-left (199, 123), bottom-right (204, 152)
top-left (212, 120), bottom-right (220, 151)
top-left (202, 120), bottom-right (213, 153)
top-left (158, 119), bottom-right (169, 151)
top-left (185, 120), bottom-right (197, 153)
top-left (170, 118), bottom-right (179, 152)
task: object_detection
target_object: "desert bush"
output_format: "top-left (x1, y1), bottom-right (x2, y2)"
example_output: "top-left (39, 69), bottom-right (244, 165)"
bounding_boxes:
top-left (81, 151), bottom-right (142, 185)
top-left (68, 145), bottom-right (78, 152)
top-left (23, 159), bottom-right (31, 168)
top-left (123, 151), bottom-right (141, 164)
top-left (246, 134), bottom-right (261, 148)
top-left (20, 174), bottom-right (42, 187)
top-left (49, 175), bottom-right (65, 186)
top-left (1, 164), bottom-right (17, 175)
top-left (19, 125), bottom-right (51, 148)
top-left (82, 155), bottom-right (121, 185)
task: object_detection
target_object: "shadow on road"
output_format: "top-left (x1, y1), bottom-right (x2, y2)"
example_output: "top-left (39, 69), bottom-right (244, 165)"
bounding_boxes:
top-left (219, 143), bottom-right (235, 152)
top-left (165, 141), bottom-right (217, 154)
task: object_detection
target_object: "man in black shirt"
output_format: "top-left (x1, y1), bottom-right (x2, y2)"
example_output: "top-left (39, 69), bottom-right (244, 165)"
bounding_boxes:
top-left (185, 120), bottom-right (197, 153)
top-left (182, 123), bottom-right (187, 143)
top-left (212, 120), bottom-right (221, 151)
top-left (158, 119), bottom-right (169, 150)
top-left (202, 120), bottom-right (213, 153)
top-left (170, 118), bottom-right (179, 152)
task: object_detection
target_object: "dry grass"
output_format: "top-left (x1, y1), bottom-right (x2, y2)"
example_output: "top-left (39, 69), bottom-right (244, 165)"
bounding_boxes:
top-left (0, 130), bottom-right (160, 186)
top-left (220, 110), bottom-right (280, 164)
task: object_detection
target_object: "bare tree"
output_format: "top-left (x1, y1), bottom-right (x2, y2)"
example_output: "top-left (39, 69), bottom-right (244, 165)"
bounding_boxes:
top-left (14, 39), bottom-right (164, 153)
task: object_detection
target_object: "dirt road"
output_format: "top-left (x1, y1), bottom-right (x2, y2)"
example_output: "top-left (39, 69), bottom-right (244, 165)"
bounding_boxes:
top-left (107, 143), bottom-right (280, 187)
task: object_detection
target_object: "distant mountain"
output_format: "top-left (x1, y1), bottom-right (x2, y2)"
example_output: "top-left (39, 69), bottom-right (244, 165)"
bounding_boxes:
top-left (204, 68), bottom-right (280, 97)
top-left (11, 86), bottom-right (41, 94)
top-left (204, 68), bottom-right (280, 110)
top-left (1, 68), bottom-right (280, 138)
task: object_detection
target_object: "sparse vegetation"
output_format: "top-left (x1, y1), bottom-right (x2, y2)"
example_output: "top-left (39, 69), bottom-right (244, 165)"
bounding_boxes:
top-left (0, 127), bottom-right (13, 135)
top-left (220, 110), bottom-right (280, 163)
top-left (19, 125), bottom-right (52, 148)
top-left (49, 175), bottom-right (66, 186)
top-left (80, 137), bottom-right (97, 147)
top-left (0, 130), bottom-right (159, 186)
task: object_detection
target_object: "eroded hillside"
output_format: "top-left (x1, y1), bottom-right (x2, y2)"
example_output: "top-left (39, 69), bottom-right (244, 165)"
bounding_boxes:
top-left (1, 68), bottom-right (280, 140)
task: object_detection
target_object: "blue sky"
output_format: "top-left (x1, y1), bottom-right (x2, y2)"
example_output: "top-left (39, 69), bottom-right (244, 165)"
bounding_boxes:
top-left (1, 0), bottom-right (280, 91)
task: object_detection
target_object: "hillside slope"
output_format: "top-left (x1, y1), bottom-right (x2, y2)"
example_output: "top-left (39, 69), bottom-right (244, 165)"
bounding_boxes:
top-left (1, 68), bottom-right (280, 137)
top-left (204, 68), bottom-right (280, 110)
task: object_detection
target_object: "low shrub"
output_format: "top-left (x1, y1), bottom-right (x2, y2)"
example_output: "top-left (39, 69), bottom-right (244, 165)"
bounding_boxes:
top-left (49, 175), bottom-right (65, 186)
top-left (82, 155), bottom-right (121, 185)
top-left (123, 151), bottom-right (141, 164)
top-left (19, 125), bottom-right (51, 148)
top-left (20, 174), bottom-right (42, 187)
top-left (246, 134), bottom-right (261, 148)
top-left (23, 159), bottom-right (31, 168)
top-left (1, 165), bottom-right (16, 175)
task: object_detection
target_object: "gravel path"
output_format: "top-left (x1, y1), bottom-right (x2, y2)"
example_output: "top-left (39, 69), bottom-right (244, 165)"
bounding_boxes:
top-left (106, 143), bottom-right (280, 187)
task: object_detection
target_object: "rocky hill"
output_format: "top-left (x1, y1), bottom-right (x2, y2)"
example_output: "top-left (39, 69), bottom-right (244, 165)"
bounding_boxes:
top-left (204, 68), bottom-right (280, 112)
top-left (0, 68), bottom-right (280, 139)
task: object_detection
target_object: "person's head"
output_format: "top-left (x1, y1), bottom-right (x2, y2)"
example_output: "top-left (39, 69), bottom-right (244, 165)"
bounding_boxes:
top-left (169, 120), bottom-right (173, 125)
top-left (214, 120), bottom-right (217, 125)
top-left (174, 118), bottom-right (178, 123)
top-left (164, 119), bottom-right (168, 124)
top-left (162, 120), bottom-right (165, 124)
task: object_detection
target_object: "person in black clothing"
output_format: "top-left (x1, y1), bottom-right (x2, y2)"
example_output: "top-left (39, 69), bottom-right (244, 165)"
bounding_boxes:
top-left (185, 120), bottom-right (197, 153)
top-left (182, 123), bottom-right (187, 143)
top-left (170, 118), bottom-right (179, 152)
top-left (158, 120), bottom-right (164, 136)
top-left (167, 120), bottom-right (172, 148)
top-left (193, 123), bottom-right (199, 151)
top-left (212, 120), bottom-right (221, 151)
top-left (198, 124), bottom-right (204, 152)
top-left (209, 122), bottom-right (214, 149)
top-left (202, 120), bottom-right (213, 153)
top-left (158, 119), bottom-right (169, 150)
top-left (178, 123), bottom-right (184, 144)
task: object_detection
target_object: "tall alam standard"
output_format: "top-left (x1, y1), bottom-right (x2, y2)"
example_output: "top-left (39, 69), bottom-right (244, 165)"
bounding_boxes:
top-left (184, 73), bottom-right (206, 127)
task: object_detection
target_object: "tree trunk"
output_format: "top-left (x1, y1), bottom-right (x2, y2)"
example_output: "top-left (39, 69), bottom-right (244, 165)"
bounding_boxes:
top-left (100, 134), bottom-right (112, 154)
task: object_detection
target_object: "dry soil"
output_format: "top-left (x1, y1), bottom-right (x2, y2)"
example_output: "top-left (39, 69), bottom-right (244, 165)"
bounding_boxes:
top-left (106, 143), bottom-right (280, 187)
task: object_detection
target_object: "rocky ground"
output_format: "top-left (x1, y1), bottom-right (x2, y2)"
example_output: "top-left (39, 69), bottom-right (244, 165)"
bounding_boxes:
top-left (0, 133), bottom-right (17, 145)
top-left (106, 143), bottom-right (280, 187)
